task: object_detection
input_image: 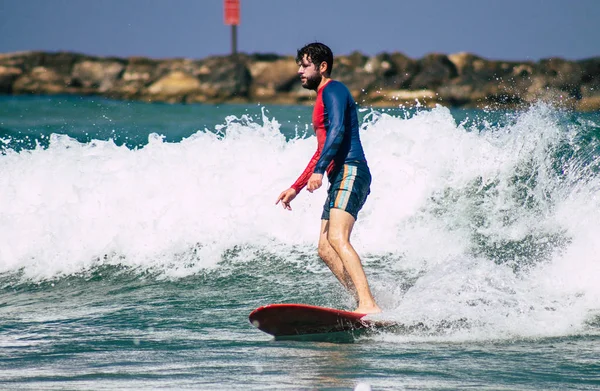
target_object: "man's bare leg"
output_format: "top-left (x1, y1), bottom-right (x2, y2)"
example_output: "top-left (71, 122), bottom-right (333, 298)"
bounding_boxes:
top-left (318, 220), bottom-right (357, 299)
top-left (327, 208), bottom-right (381, 314)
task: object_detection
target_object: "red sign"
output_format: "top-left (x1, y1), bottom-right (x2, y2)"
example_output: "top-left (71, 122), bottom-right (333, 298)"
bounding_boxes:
top-left (224, 0), bottom-right (240, 25)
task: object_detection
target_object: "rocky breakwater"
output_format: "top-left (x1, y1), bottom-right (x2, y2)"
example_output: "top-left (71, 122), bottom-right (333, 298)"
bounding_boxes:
top-left (0, 50), bottom-right (599, 111)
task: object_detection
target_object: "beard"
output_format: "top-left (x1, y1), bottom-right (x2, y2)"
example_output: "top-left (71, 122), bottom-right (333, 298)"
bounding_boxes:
top-left (301, 72), bottom-right (322, 91)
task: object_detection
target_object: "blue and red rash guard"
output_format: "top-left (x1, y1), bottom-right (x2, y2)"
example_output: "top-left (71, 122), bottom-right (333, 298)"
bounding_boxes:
top-left (290, 80), bottom-right (367, 193)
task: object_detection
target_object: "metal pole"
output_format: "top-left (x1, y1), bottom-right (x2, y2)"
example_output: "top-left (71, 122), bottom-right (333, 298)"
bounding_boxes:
top-left (231, 24), bottom-right (238, 55)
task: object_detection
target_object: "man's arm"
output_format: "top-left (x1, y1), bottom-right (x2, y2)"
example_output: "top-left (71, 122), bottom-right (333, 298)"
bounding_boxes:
top-left (314, 85), bottom-right (346, 175)
top-left (276, 148), bottom-right (320, 210)
top-left (290, 149), bottom-right (321, 193)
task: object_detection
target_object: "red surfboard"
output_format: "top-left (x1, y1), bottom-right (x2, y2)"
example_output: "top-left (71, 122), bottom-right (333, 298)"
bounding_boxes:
top-left (249, 303), bottom-right (381, 339)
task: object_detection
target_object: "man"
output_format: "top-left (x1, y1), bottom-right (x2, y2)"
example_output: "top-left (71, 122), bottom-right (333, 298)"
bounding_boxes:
top-left (276, 42), bottom-right (381, 314)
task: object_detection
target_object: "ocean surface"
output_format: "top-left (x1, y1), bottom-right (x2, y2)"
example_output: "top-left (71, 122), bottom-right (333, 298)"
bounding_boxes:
top-left (1, 95), bottom-right (599, 390)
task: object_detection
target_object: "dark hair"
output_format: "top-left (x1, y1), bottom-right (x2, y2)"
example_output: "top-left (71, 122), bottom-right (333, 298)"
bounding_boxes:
top-left (296, 42), bottom-right (333, 76)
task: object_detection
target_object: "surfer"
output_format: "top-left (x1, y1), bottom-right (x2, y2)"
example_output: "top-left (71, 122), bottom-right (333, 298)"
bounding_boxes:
top-left (276, 42), bottom-right (381, 314)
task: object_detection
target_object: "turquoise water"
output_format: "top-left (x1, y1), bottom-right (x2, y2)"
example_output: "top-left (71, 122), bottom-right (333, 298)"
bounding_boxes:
top-left (1, 96), bottom-right (599, 390)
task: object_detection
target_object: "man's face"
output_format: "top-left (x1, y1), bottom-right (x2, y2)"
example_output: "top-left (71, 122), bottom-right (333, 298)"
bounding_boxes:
top-left (297, 54), bottom-right (322, 91)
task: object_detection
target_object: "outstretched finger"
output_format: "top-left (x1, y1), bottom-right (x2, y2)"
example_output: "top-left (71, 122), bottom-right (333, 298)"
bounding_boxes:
top-left (275, 193), bottom-right (285, 205)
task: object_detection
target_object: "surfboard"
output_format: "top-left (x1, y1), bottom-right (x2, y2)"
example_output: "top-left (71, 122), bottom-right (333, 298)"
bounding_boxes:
top-left (249, 303), bottom-right (383, 340)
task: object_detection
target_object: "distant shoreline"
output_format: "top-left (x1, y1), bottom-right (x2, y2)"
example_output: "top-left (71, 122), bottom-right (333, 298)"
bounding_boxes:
top-left (1, 51), bottom-right (599, 111)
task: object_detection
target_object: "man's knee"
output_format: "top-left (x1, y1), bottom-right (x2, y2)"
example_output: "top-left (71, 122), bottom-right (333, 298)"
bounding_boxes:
top-left (327, 231), bottom-right (347, 253)
top-left (318, 238), bottom-right (337, 261)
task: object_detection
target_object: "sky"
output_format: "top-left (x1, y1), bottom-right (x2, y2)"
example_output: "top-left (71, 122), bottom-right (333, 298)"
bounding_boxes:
top-left (1, 0), bottom-right (598, 61)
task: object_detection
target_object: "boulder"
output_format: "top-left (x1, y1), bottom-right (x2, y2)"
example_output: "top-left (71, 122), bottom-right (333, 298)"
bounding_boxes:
top-left (0, 50), bottom-right (598, 109)
top-left (383, 52), bottom-right (419, 88)
top-left (248, 56), bottom-right (298, 97)
top-left (117, 56), bottom-right (162, 98)
top-left (72, 60), bottom-right (125, 91)
top-left (146, 71), bottom-right (202, 96)
top-left (333, 55), bottom-right (377, 95)
top-left (0, 66), bottom-right (22, 93)
top-left (577, 96), bottom-right (600, 111)
top-left (37, 52), bottom-right (83, 75)
top-left (448, 52), bottom-right (480, 76)
top-left (448, 52), bottom-right (514, 81)
top-left (369, 89), bottom-right (437, 107)
top-left (0, 51), bottom-right (42, 69)
top-left (362, 52), bottom-right (418, 90)
top-left (410, 53), bottom-right (458, 89)
top-left (0, 51), bottom-right (72, 72)
top-left (12, 66), bottom-right (71, 94)
top-left (343, 51), bottom-right (369, 68)
top-left (193, 56), bottom-right (252, 100)
top-left (529, 57), bottom-right (584, 99)
top-left (439, 54), bottom-right (530, 106)
top-left (579, 57), bottom-right (600, 98)
top-left (437, 83), bottom-right (480, 105)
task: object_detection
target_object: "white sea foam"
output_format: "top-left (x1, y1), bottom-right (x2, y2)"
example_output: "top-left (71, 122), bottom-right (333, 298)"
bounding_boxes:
top-left (1, 104), bottom-right (599, 338)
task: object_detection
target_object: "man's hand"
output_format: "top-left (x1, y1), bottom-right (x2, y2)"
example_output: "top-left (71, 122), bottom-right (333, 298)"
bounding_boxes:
top-left (307, 173), bottom-right (323, 193)
top-left (276, 188), bottom-right (297, 211)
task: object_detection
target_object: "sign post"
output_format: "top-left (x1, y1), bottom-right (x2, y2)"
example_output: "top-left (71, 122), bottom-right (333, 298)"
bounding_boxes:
top-left (224, 0), bottom-right (240, 55)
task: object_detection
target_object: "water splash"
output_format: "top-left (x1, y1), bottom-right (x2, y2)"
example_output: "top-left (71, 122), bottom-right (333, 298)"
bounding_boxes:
top-left (1, 102), bottom-right (599, 339)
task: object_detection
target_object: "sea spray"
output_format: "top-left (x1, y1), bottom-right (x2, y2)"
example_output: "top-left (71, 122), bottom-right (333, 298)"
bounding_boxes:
top-left (1, 102), bottom-right (599, 340)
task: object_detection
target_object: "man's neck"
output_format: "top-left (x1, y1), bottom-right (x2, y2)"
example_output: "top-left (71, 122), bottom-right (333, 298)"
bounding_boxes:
top-left (316, 76), bottom-right (331, 91)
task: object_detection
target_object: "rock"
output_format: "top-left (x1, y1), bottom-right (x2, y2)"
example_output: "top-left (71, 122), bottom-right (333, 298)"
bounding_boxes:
top-left (577, 96), bottom-right (600, 111)
top-left (437, 83), bottom-right (479, 105)
top-left (448, 52), bottom-right (512, 81)
top-left (383, 52), bottom-right (419, 88)
top-left (525, 58), bottom-right (584, 100)
top-left (0, 51), bottom-right (40, 69)
top-left (0, 51), bottom-right (81, 73)
top-left (448, 52), bottom-right (480, 76)
top-left (146, 71), bottom-right (201, 96)
top-left (334, 52), bottom-right (377, 95)
top-left (194, 56), bottom-right (252, 100)
top-left (440, 54), bottom-right (530, 106)
top-left (0, 66), bottom-right (22, 93)
top-left (410, 53), bottom-right (458, 89)
top-left (579, 57), bottom-right (600, 98)
top-left (537, 58), bottom-right (583, 86)
top-left (369, 89), bottom-right (438, 107)
top-left (344, 51), bottom-right (369, 68)
top-left (248, 56), bottom-right (298, 98)
top-left (72, 60), bottom-right (125, 92)
top-left (362, 52), bottom-right (418, 90)
top-left (12, 66), bottom-right (71, 94)
top-left (117, 56), bottom-right (162, 98)
top-left (0, 50), bottom-right (598, 110)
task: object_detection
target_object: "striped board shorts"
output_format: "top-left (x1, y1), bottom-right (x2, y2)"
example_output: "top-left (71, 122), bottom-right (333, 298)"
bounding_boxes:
top-left (321, 161), bottom-right (371, 221)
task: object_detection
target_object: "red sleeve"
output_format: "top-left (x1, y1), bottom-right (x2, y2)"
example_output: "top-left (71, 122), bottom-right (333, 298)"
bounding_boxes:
top-left (290, 148), bottom-right (320, 193)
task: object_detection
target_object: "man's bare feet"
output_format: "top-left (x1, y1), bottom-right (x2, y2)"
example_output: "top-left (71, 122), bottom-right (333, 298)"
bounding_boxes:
top-left (355, 304), bottom-right (382, 315)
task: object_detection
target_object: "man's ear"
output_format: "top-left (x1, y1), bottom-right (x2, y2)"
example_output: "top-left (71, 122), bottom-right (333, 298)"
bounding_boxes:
top-left (319, 61), bottom-right (328, 75)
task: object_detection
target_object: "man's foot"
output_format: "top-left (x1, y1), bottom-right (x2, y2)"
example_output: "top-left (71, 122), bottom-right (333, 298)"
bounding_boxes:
top-left (354, 304), bottom-right (382, 315)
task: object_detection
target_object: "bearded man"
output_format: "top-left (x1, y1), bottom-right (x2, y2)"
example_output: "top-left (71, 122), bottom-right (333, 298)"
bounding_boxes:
top-left (276, 42), bottom-right (381, 314)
